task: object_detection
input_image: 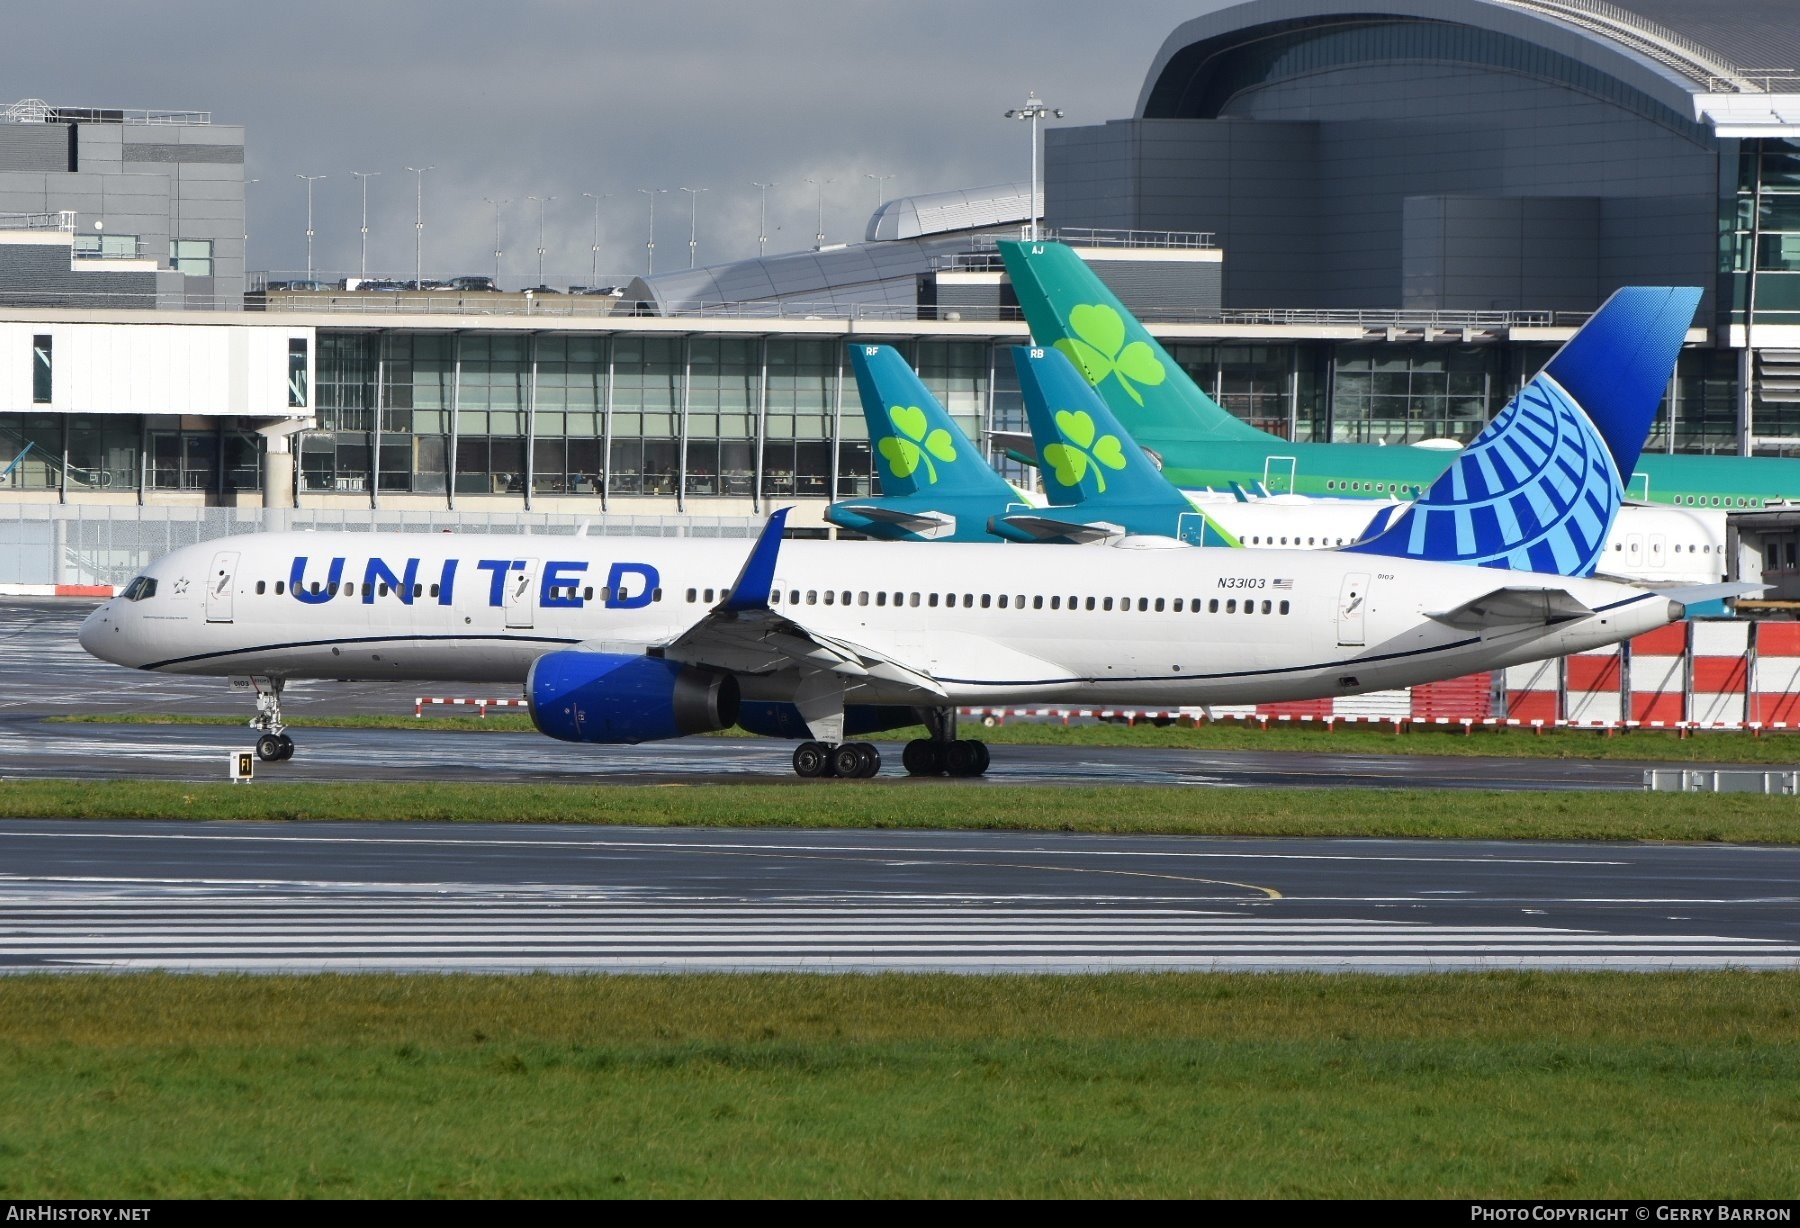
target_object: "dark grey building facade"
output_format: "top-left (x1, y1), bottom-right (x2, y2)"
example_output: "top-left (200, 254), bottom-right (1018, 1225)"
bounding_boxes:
top-left (0, 99), bottom-right (246, 309)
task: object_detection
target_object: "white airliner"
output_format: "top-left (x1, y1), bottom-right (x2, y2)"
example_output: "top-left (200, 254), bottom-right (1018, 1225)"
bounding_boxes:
top-left (79, 511), bottom-right (1734, 778)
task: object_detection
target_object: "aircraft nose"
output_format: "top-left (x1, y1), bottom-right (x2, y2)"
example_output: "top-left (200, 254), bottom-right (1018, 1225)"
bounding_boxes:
top-left (78, 601), bottom-right (115, 661)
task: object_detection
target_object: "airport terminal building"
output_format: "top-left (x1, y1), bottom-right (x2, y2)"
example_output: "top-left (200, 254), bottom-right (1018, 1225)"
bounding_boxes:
top-left (5, 0), bottom-right (1800, 543)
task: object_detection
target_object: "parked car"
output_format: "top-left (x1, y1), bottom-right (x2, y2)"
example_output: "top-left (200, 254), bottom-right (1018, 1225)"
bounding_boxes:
top-left (446, 275), bottom-right (499, 292)
top-left (266, 279), bottom-right (328, 292)
top-left (521, 284), bottom-right (562, 295)
top-left (570, 285), bottom-right (625, 296)
top-left (356, 279), bottom-right (407, 292)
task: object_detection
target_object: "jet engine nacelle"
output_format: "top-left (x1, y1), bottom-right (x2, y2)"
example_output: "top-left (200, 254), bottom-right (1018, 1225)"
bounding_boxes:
top-left (527, 651), bottom-right (739, 744)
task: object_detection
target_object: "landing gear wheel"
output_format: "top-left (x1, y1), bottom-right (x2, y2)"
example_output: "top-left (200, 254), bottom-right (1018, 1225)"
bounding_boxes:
top-left (946, 739), bottom-right (990, 778)
top-left (832, 742), bottom-right (880, 779)
top-left (793, 741), bottom-right (832, 778)
top-left (902, 738), bottom-right (946, 776)
top-left (274, 734), bottom-right (295, 762)
top-left (255, 733), bottom-right (286, 763)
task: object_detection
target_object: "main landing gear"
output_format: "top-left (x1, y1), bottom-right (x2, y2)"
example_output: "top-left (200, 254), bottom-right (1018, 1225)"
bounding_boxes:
top-left (792, 740), bottom-right (881, 779)
top-left (249, 676), bottom-right (295, 763)
top-left (787, 708), bottom-right (989, 779)
top-left (905, 705), bottom-right (988, 778)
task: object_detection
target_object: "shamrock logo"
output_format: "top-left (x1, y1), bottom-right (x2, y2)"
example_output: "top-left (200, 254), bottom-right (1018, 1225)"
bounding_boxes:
top-left (1042, 409), bottom-right (1128, 493)
top-left (876, 403), bottom-right (956, 485)
top-left (1053, 303), bottom-right (1166, 406)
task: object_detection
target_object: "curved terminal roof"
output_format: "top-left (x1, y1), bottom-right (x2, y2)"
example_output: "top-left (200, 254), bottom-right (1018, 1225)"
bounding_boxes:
top-left (1138, 0), bottom-right (1800, 136)
top-left (865, 182), bottom-right (1032, 242)
top-left (622, 184), bottom-right (1031, 316)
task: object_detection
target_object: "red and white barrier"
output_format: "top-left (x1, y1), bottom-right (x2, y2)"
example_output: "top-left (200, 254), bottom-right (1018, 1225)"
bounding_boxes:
top-left (961, 619), bottom-right (1800, 734)
top-left (414, 697), bottom-right (529, 718)
top-left (0, 583), bottom-right (119, 598)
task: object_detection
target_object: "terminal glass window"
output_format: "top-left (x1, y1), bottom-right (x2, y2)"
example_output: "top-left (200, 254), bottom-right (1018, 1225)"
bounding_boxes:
top-left (32, 336), bottom-right (50, 404)
top-left (1329, 344), bottom-right (1497, 445)
top-left (0, 415), bottom-right (63, 491)
top-left (686, 338), bottom-right (757, 497)
top-left (762, 339), bottom-right (835, 497)
top-left (609, 337), bottom-right (680, 495)
top-left (532, 335), bottom-right (606, 495)
top-left (66, 416), bottom-right (139, 492)
top-left (149, 429), bottom-right (219, 492)
top-left (170, 239), bottom-right (213, 277)
top-left (73, 233), bottom-right (140, 260)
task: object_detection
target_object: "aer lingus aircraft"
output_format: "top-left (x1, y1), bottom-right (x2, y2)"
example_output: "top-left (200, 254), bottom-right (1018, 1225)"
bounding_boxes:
top-left (999, 239), bottom-right (1800, 510)
top-left (81, 510), bottom-right (1741, 778)
top-left (1005, 291), bottom-right (1732, 587)
top-left (824, 344), bottom-right (1037, 542)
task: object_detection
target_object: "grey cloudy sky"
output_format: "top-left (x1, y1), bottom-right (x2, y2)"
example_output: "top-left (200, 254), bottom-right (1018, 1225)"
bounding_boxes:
top-left (3, 1), bottom-right (1202, 286)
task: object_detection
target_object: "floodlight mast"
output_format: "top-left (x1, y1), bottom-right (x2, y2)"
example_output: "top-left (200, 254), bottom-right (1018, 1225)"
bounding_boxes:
top-left (350, 170), bottom-right (379, 279)
top-left (1004, 93), bottom-right (1063, 242)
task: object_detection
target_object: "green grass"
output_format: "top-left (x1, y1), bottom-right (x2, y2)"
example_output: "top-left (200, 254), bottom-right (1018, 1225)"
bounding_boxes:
top-left (2, 779), bottom-right (1797, 842)
top-left (49, 710), bottom-right (1800, 762)
top-left (0, 972), bottom-right (1794, 1198)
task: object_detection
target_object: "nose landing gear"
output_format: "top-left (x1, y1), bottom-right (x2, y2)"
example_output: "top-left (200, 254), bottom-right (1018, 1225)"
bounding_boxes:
top-left (247, 676), bottom-right (295, 762)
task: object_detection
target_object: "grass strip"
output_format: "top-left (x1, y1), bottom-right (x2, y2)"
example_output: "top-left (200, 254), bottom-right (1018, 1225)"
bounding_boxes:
top-left (49, 711), bottom-right (1800, 762)
top-left (1, 779), bottom-right (1797, 842)
top-left (0, 971), bottom-right (1794, 1198)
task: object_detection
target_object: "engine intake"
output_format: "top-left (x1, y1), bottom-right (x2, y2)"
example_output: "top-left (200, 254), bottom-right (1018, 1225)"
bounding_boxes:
top-left (527, 651), bottom-right (739, 744)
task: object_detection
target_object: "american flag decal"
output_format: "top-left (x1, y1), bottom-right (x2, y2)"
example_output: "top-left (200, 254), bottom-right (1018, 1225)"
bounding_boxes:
top-left (1273, 578), bottom-right (1293, 590)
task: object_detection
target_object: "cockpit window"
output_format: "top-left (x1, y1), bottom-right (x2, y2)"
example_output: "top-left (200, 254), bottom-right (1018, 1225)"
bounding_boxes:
top-left (122, 576), bottom-right (157, 602)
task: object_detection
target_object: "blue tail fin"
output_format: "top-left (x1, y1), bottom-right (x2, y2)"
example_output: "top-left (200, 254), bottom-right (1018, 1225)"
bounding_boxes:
top-left (826, 344), bottom-right (1026, 541)
top-left (1347, 286), bottom-right (1699, 575)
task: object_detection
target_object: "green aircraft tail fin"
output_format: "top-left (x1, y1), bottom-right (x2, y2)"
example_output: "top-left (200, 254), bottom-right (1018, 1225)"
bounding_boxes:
top-left (998, 239), bottom-right (1276, 445)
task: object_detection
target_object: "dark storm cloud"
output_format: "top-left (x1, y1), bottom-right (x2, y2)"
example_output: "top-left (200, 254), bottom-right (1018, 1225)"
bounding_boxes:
top-left (1, 0), bottom-right (1200, 284)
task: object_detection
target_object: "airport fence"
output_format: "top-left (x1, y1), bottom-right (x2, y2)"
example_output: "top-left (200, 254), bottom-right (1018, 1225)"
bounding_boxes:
top-left (0, 504), bottom-right (763, 589)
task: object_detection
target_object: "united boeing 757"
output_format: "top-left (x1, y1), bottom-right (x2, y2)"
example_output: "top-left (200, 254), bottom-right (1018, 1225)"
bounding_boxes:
top-left (80, 507), bottom-right (1736, 778)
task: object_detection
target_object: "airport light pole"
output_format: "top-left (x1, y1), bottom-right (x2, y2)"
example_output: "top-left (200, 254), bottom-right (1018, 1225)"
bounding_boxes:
top-left (581, 191), bottom-right (609, 286)
top-left (680, 186), bottom-right (707, 269)
top-left (350, 170), bottom-right (380, 280)
top-left (483, 196), bottom-right (508, 286)
top-left (637, 187), bottom-right (666, 275)
top-left (243, 177), bottom-right (259, 263)
top-left (752, 181), bottom-right (774, 257)
top-left (296, 174), bottom-right (326, 281)
top-left (865, 172), bottom-right (893, 214)
top-left (1004, 93), bottom-right (1062, 242)
top-left (529, 194), bottom-right (555, 286)
top-left (805, 176), bottom-right (833, 248)
top-left (405, 164), bottom-right (433, 287)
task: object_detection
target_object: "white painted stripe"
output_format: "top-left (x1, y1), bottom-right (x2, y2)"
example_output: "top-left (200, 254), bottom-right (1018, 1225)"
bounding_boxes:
top-left (0, 833), bottom-right (1632, 867)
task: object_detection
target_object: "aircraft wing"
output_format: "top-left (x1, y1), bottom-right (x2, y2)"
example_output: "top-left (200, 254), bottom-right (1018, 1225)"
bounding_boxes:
top-left (1425, 586), bottom-right (1597, 628)
top-left (660, 606), bottom-right (947, 698)
top-left (652, 510), bottom-right (947, 701)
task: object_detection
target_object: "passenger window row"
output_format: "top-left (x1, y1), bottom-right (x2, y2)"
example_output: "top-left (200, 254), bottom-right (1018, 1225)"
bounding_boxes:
top-left (761, 589), bottom-right (1291, 616)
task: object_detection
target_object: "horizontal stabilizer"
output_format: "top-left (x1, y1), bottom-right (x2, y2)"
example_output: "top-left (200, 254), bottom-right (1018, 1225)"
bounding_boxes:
top-left (991, 513), bottom-right (1126, 544)
top-left (1653, 580), bottom-right (1769, 618)
top-left (1426, 586), bottom-right (1596, 629)
top-left (828, 505), bottom-right (956, 533)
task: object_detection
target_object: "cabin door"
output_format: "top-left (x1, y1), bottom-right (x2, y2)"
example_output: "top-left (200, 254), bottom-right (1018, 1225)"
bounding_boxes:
top-left (1263, 455), bottom-right (1297, 495)
top-left (205, 550), bottom-right (239, 623)
top-left (505, 558), bottom-right (538, 629)
top-left (1337, 571), bottom-right (1369, 647)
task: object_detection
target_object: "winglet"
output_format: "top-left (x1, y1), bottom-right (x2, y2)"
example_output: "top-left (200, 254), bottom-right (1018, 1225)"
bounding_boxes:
top-left (722, 508), bottom-right (789, 612)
